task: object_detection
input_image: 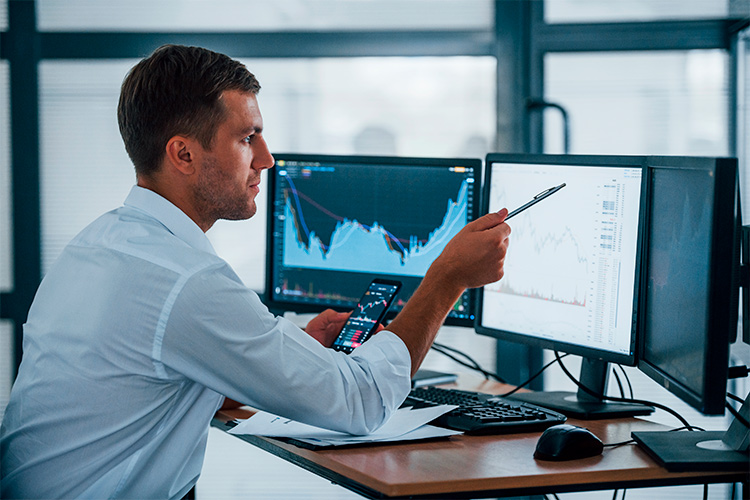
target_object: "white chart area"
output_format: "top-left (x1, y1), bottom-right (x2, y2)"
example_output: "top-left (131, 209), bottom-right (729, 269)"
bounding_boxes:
top-left (482, 163), bottom-right (642, 355)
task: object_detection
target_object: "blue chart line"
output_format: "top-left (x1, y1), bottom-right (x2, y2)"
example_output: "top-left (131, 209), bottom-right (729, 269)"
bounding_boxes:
top-left (282, 175), bottom-right (468, 277)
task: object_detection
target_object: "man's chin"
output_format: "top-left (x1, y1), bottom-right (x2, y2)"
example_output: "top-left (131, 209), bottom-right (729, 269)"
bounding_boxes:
top-left (221, 204), bottom-right (256, 221)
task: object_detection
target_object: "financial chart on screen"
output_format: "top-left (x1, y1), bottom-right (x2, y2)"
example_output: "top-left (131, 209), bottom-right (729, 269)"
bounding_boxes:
top-left (481, 161), bottom-right (643, 355)
top-left (266, 155), bottom-right (479, 324)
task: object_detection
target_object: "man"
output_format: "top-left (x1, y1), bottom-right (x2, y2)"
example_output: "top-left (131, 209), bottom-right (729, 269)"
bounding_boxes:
top-left (0, 44), bottom-right (510, 499)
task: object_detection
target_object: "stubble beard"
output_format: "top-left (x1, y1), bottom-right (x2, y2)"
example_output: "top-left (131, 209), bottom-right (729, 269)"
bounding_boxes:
top-left (194, 155), bottom-right (257, 224)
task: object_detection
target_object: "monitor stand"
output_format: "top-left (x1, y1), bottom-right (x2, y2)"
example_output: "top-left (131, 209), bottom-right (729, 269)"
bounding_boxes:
top-left (631, 394), bottom-right (750, 472)
top-left (509, 358), bottom-right (654, 419)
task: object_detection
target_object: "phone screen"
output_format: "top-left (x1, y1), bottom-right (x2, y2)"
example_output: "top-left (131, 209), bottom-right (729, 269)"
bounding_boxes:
top-left (331, 279), bottom-right (402, 354)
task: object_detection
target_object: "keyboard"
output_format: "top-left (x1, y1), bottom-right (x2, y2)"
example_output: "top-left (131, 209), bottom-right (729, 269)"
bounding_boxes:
top-left (403, 386), bottom-right (567, 435)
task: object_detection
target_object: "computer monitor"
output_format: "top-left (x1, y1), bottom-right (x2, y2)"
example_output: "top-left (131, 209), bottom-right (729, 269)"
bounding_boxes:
top-left (475, 153), bottom-right (652, 419)
top-left (264, 153), bottom-right (480, 326)
top-left (631, 156), bottom-right (748, 472)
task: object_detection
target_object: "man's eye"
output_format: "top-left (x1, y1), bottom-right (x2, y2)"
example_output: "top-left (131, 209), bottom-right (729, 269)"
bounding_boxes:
top-left (244, 135), bottom-right (254, 143)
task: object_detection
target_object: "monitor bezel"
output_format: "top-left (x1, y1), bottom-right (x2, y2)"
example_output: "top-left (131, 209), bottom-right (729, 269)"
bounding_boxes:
top-left (475, 153), bottom-right (648, 367)
top-left (637, 156), bottom-right (741, 416)
top-left (263, 153), bottom-right (482, 327)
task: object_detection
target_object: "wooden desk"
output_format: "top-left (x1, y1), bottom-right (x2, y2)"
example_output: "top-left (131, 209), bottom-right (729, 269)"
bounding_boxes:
top-left (211, 376), bottom-right (749, 499)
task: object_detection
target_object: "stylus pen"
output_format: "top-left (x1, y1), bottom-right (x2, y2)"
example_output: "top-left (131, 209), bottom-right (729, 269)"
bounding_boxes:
top-left (505, 182), bottom-right (566, 220)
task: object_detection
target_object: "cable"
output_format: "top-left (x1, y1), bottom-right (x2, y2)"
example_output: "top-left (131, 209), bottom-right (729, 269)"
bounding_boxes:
top-left (427, 343), bottom-right (569, 389)
top-left (431, 341), bottom-right (487, 376)
top-left (611, 367), bottom-right (625, 398)
top-left (603, 438), bottom-right (636, 448)
top-left (728, 365), bottom-right (750, 379)
top-left (429, 343), bottom-right (504, 383)
top-left (725, 400), bottom-right (750, 429)
top-left (727, 392), bottom-right (747, 404)
top-left (428, 341), bottom-right (572, 397)
top-left (553, 352), bottom-right (696, 430)
top-left (614, 363), bottom-right (634, 399)
top-left (499, 353), bottom-right (571, 397)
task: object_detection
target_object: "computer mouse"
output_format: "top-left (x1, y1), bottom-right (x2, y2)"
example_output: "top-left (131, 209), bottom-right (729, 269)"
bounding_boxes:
top-left (534, 424), bottom-right (604, 461)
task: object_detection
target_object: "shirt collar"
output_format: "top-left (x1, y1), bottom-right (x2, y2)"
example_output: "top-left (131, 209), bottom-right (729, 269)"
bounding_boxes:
top-left (123, 185), bottom-right (217, 256)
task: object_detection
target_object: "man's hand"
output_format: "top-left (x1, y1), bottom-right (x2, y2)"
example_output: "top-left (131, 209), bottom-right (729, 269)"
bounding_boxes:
top-left (304, 309), bottom-right (351, 347)
top-left (429, 207), bottom-right (511, 290)
top-left (385, 208), bottom-right (510, 375)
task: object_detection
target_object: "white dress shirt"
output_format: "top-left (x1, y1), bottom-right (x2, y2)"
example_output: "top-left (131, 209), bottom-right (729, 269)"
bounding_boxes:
top-left (0, 186), bottom-right (411, 500)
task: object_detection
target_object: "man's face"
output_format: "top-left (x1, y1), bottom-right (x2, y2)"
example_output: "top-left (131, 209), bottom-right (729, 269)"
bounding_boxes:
top-left (192, 90), bottom-right (274, 225)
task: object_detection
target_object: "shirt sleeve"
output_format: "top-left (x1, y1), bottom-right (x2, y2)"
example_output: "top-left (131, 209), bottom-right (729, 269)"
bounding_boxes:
top-left (158, 263), bottom-right (412, 435)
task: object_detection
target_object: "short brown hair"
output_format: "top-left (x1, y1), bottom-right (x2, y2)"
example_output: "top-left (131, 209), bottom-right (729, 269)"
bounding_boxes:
top-left (117, 44), bottom-right (261, 177)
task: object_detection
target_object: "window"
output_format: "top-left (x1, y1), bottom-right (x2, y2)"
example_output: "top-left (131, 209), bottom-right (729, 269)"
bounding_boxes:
top-left (38, 57), bottom-right (495, 292)
top-left (0, 62), bottom-right (9, 420)
top-left (740, 28), bottom-right (750, 222)
top-left (543, 50), bottom-right (729, 156)
top-left (37, 0), bottom-right (492, 32)
top-left (545, 0), bottom-right (730, 24)
top-left (1, 61), bottom-right (10, 292)
top-left (39, 60), bottom-right (137, 274)
top-left (0, 0), bottom-right (6, 31)
top-left (0, 321), bottom-right (11, 417)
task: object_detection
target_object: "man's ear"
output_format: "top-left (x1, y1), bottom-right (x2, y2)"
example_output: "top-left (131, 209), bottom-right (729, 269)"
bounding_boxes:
top-left (165, 136), bottom-right (198, 175)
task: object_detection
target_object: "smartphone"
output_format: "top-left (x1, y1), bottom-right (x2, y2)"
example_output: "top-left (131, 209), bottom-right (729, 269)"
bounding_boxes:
top-left (331, 279), bottom-right (402, 354)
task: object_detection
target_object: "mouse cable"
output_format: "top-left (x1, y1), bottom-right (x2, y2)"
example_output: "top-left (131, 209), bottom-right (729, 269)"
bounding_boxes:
top-left (598, 426), bottom-right (707, 449)
top-left (553, 352), bottom-right (696, 431)
top-left (605, 424), bottom-right (708, 449)
top-left (602, 438), bottom-right (637, 448)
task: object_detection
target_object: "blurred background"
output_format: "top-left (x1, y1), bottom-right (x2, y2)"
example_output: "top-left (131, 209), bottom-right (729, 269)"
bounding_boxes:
top-left (1, 1), bottom-right (748, 498)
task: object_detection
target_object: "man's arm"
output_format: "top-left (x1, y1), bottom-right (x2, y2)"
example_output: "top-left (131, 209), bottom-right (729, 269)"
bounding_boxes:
top-left (385, 208), bottom-right (510, 376)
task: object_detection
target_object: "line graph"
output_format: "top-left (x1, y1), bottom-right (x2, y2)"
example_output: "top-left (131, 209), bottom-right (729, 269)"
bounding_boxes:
top-left (480, 161), bottom-right (643, 354)
top-left (356, 295), bottom-right (388, 317)
top-left (486, 176), bottom-right (591, 307)
top-left (282, 173), bottom-right (469, 277)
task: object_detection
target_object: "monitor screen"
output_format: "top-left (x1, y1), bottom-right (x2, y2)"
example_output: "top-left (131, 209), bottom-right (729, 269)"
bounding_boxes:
top-left (474, 154), bottom-right (650, 419)
top-left (630, 157), bottom-right (745, 473)
top-left (476, 154), bottom-right (645, 366)
top-left (265, 154), bottom-right (480, 325)
top-left (638, 157), bottom-right (741, 416)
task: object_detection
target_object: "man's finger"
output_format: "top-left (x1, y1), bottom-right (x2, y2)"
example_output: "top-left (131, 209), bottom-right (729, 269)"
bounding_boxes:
top-left (468, 208), bottom-right (509, 232)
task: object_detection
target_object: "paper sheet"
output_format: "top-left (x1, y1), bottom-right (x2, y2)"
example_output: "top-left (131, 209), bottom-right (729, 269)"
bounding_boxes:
top-left (228, 405), bottom-right (461, 447)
